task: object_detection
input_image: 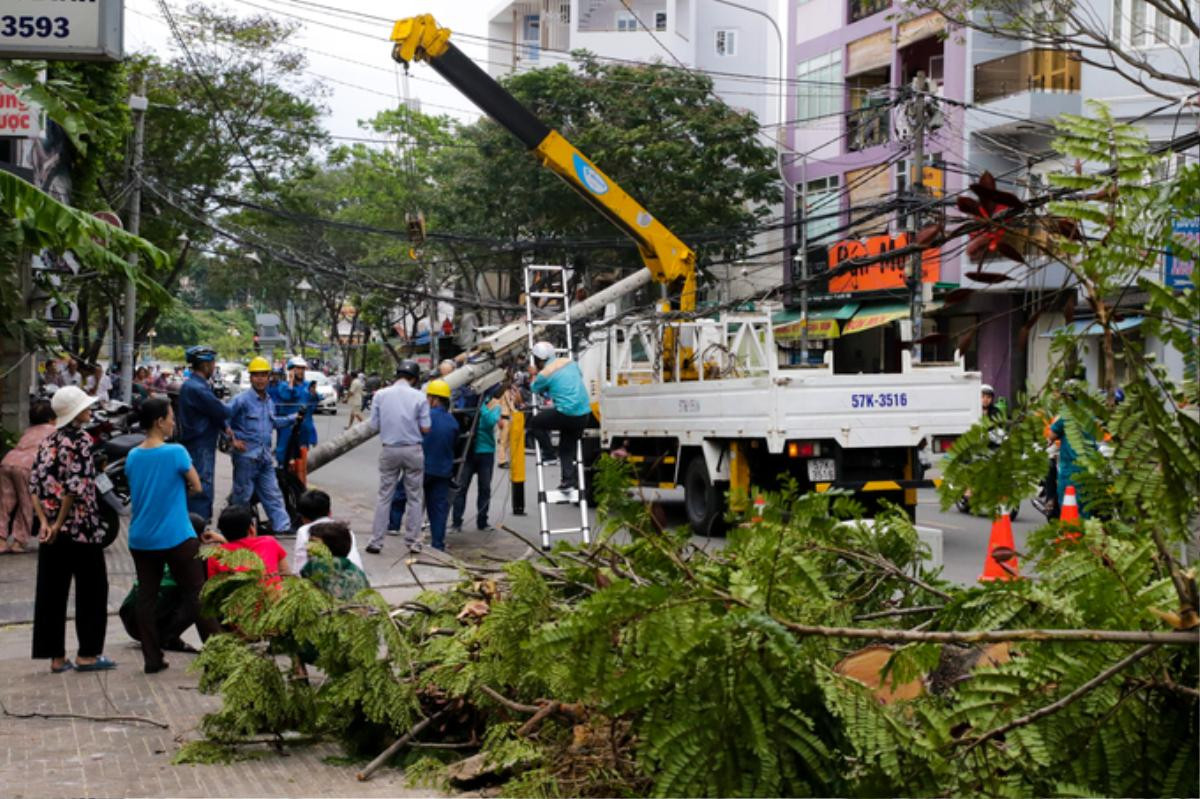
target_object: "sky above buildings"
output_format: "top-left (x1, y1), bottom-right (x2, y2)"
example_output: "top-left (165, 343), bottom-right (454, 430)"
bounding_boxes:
top-left (124, 0), bottom-right (495, 144)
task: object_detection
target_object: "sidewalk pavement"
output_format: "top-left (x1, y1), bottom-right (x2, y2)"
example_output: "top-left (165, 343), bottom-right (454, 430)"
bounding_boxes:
top-left (0, 430), bottom-right (588, 798)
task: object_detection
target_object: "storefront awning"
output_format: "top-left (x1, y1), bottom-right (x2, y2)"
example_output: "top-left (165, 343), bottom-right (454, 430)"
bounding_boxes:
top-left (1039, 316), bottom-right (1145, 338)
top-left (774, 303), bottom-right (859, 341)
top-left (841, 302), bottom-right (911, 335)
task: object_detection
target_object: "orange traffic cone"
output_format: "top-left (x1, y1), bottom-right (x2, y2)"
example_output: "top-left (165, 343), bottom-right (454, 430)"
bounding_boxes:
top-left (1058, 484), bottom-right (1082, 544)
top-left (751, 495), bottom-right (766, 523)
top-left (979, 511), bottom-right (1019, 582)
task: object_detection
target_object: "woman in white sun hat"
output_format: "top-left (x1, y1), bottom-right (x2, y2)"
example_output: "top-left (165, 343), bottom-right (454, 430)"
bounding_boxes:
top-left (28, 386), bottom-right (116, 673)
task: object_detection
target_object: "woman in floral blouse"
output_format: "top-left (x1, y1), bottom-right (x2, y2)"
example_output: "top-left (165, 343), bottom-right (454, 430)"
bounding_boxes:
top-left (29, 386), bottom-right (116, 673)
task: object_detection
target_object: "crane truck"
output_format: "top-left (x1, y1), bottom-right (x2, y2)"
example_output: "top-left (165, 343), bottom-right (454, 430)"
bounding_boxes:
top-left (308, 14), bottom-right (982, 534)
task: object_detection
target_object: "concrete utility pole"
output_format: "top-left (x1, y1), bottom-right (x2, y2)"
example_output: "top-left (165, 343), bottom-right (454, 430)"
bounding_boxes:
top-left (798, 154), bottom-right (810, 364)
top-left (120, 88), bottom-right (148, 404)
top-left (427, 259), bottom-right (439, 368)
top-left (907, 71), bottom-right (927, 364)
top-left (307, 268), bottom-right (654, 472)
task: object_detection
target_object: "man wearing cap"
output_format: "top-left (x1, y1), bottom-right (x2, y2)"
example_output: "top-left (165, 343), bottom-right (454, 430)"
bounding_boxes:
top-left (528, 341), bottom-right (594, 490)
top-left (178, 345), bottom-right (233, 521)
top-left (271, 357), bottom-right (319, 487)
top-left (389, 379), bottom-right (459, 552)
top-left (227, 357), bottom-right (296, 534)
top-left (365, 361), bottom-right (430, 554)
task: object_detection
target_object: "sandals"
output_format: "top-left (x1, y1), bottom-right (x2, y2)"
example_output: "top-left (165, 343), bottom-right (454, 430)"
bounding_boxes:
top-left (75, 655), bottom-right (117, 672)
top-left (50, 660), bottom-right (74, 673)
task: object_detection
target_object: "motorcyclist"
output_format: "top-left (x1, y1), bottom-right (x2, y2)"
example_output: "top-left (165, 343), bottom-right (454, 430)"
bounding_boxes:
top-left (177, 345), bottom-right (233, 521)
top-left (981, 384), bottom-right (999, 421)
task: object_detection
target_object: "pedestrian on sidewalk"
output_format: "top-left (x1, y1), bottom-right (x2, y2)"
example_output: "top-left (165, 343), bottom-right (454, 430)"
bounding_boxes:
top-left (0, 400), bottom-right (55, 554)
top-left (227, 357), bottom-right (296, 535)
top-left (29, 386), bottom-right (115, 673)
top-left (125, 398), bottom-right (222, 674)
top-left (344, 372), bottom-right (365, 428)
top-left (177, 345), bottom-right (233, 523)
top-left (365, 361), bottom-right (429, 554)
top-left (452, 389), bottom-right (501, 534)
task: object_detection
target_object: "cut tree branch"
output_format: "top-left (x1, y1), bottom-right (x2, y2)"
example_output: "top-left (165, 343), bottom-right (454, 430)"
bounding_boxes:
top-left (357, 708), bottom-right (449, 781)
top-left (960, 644), bottom-right (1158, 755)
top-left (1, 699), bottom-right (169, 729)
top-left (772, 619), bottom-right (1198, 646)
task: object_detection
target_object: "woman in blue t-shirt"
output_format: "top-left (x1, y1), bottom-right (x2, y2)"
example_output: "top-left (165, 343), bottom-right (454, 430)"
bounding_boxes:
top-left (126, 398), bottom-right (221, 673)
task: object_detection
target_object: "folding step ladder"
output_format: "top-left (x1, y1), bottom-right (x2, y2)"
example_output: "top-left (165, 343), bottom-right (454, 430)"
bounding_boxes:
top-left (524, 264), bottom-right (590, 551)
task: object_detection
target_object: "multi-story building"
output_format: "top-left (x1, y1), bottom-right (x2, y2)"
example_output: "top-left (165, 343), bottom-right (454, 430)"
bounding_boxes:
top-left (484, 0), bottom-right (787, 298)
top-left (963, 0), bottom-right (1198, 394)
top-left (781, 0), bottom-right (971, 376)
top-left (784, 0), bottom-right (1197, 395)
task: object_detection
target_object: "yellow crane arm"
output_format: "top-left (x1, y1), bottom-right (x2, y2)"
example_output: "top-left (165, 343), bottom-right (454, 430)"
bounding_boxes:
top-left (390, 14), bottom-right (696, 311)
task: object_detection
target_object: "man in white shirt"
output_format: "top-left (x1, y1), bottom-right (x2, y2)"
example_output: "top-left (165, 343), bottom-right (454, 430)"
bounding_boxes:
top-left (292, 489), bottom-right (366, 574)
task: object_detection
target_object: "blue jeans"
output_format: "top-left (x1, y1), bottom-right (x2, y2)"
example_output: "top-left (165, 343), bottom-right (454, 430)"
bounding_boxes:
top-left (230, 455), bottom-right (291, 534)
top-left (453, 452), bottom-right (494, 530)
top-left (184, 441), bottom-right (216, 522)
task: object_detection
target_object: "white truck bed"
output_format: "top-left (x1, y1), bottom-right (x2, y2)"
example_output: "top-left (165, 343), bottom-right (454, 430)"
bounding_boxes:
top-left (600, 357), bottom-right (980, 453)
top-left (594, 313), bottom-right (980, 454)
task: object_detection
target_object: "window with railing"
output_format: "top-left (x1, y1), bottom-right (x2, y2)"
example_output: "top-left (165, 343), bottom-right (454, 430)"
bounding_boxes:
top-left (849, 0), bottom-right (890, 23)
top-left (973, 48), bottom-right (1080, 104)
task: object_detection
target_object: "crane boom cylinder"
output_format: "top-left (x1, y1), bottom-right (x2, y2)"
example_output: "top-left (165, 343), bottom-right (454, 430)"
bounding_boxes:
top-left (306, 268), bottom-right (654, 473)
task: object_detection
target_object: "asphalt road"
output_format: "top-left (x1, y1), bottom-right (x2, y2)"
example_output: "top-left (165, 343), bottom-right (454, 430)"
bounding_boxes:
top-left (299, 405), bottom-right (1036, 587)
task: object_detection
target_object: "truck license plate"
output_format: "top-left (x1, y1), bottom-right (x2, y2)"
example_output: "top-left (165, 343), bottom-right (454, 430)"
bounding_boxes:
top-left (95, 473), bottom-right (114, 494)
top-left (807, 458), bottom-right (836, 482)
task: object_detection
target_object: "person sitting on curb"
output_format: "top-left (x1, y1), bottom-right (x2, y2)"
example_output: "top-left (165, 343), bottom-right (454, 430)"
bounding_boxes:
top-left (117, 512), bottom-right (213, 655)
top-left (292, 489), bottom-right (365, 574)
top-left (301, 521), bottom-right (370, 601)
top-left (206, 504), bottom-right (291, 581)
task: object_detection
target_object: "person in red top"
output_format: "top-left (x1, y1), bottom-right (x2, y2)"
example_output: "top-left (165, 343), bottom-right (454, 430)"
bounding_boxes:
top-left (206, 504), bottom-right (290, 580)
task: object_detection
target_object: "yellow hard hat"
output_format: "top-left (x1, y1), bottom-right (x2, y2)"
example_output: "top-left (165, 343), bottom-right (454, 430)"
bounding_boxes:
top-left (426, 379), bottom-right (452, 399)
top-left (247, 356), bottom-right (271, 373)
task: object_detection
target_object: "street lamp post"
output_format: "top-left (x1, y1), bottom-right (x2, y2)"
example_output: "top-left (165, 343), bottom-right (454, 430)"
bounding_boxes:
top-left (296, 278), bottom-right (313, 359)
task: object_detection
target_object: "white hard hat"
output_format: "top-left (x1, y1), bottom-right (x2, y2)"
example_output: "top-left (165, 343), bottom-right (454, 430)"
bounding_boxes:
top-left (531, 341), bottom-right (556, 361)
top-left (51, 385), bottom-right (98, 429)
top-left (287, 356), bottom-right (308, 370)
top-left (981, 384), bottom-right (995, 395)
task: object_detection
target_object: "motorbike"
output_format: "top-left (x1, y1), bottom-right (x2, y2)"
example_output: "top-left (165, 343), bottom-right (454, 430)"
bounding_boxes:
top-left (953, 425), bottom-right (1021, 521)
top-left (84, 407), bottom-right (146, 536)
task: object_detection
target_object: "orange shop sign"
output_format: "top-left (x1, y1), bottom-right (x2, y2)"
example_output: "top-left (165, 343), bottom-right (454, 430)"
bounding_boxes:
top-left (827, 233), bottom-right (940, 293)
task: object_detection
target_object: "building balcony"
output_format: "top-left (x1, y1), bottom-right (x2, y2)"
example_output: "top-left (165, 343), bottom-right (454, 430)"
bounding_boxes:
top-left (849, 0), bottom-right (890, 24)
top-left (971, 48), bottom-right (1081, 132)
top-left (847, 101), bottom-right (890, 152)
top-left (974, 48), bottom-right (1080, 103)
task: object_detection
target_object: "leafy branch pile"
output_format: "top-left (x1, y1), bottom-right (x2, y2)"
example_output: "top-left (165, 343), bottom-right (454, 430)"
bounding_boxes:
top-left (184, 464), bottom-right (1197, 797)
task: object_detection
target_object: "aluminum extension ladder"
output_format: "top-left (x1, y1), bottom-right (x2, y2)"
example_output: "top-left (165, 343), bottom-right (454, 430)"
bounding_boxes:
top-left (523, 264), bottom-right (590, 551)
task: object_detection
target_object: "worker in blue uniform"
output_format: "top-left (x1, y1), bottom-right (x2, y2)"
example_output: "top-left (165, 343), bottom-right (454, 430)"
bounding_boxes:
top-left (176, 345), bottom-right (232, 521)
top-left (228, 357), bottom-right (297, 534)
top-left (270, 356), bottom-right (319, 487)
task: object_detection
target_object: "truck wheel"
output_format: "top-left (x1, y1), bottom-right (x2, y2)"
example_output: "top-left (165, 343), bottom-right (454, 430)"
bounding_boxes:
top-left (684, 457), bottom-right (727, 537)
